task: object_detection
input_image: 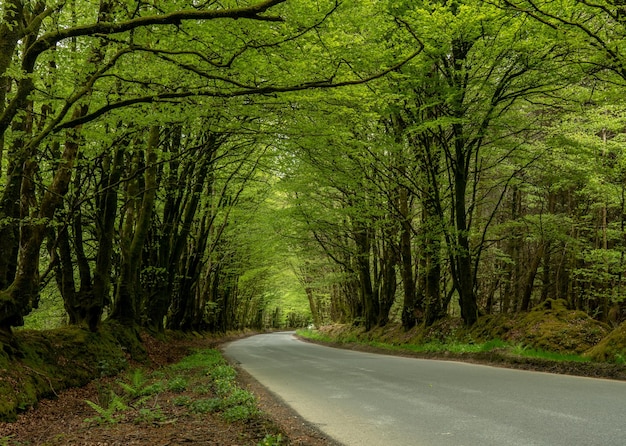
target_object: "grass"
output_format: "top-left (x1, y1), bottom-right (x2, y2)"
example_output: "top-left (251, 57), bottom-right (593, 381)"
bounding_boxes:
top-left (510, 345), bottom-right (591, 362)
top-left (296, 328), bottom-right (591, 363)
top-left (83, 347), bottom-right (262, 428)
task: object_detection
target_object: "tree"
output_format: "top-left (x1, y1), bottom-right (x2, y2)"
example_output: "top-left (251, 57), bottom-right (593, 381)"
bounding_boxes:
top-left (375, 0), bottom-right (568, 325)
top-left (0, 0), bottom-right (330, 342)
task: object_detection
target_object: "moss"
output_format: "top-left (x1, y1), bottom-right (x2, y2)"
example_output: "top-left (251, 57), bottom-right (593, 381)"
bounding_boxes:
top-left (530, 298), bottom-right (570, 314)
top-left (465, 299), bottom-right (609, 355)
top-left (585, 321), bottom-right (626, 363)
top-left (468, 314), bottom-right (515, 342)
top-left (0, 323), bottom-right (148, 421)
top-left (315, 298), bottom-right (609, 358)
top-left (511, 301), bottom-right (609, 354)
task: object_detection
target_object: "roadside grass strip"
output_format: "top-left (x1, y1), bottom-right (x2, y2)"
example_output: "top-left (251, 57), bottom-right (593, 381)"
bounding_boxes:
top-left (83, 348), bottom-right (261, 428)
top-left (296, 328), bottom-right (591, 363)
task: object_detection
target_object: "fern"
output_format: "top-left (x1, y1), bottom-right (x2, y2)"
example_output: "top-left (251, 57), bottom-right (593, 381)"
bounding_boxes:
top-left (118, 369), bottom-right (164, 398)
top-left (84, 391), bottom-right (128, 424)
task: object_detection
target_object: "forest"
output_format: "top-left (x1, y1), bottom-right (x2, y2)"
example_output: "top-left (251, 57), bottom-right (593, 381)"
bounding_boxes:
top-left (1, 0), bottom-right (626, 349)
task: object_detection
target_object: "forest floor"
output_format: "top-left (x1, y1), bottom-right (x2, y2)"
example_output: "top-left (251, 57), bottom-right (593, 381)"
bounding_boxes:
top-left (0, 332), bottom-right (337, 446)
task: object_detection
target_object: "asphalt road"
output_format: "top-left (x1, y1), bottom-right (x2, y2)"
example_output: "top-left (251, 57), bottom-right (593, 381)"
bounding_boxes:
top-left (223, 332), bottom-right (626, 446)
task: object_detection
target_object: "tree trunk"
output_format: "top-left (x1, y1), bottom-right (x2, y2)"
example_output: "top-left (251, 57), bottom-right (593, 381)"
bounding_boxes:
top-left (111, 126), bottom-right (159, 326)
top-left (0, 110), bottom-right (82, 336)
top-left (0, 112), bottom-right (31, 290)
top-left (145, 132), bottom-right (217, 332)
top-left (421, 173), bottom-right (444, 326)
top-left (354, 227), bottom-right (377, 331)
top-left (56, 225), bottom-right (78, 323)
top-left (451, 125), bottom-right (478, 326)
top-left (399, 187), bottom-right (418, 330)
top-left (377, 235), bottom-right (397, 327)
top-left (520, 243), bottom-right (545, 311)
top-left (89, 145), bottom-right (125, 331)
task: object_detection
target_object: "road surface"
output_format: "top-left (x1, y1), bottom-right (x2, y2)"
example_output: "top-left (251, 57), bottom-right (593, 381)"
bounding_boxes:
top-left (223, 332), bottom-right (626, 446)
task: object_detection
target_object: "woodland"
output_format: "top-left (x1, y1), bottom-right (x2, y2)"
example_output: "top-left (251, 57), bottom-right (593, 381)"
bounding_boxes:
top-left (2, 0), bottom-right (626, 355)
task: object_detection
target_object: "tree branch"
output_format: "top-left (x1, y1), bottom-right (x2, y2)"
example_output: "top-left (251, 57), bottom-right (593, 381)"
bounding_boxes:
top-left (54, 48), bottom-right (424, 131)
top-left (24, 0), bottom-right (287, 68)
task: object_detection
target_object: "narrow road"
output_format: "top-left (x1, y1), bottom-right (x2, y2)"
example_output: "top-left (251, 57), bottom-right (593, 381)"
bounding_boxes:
top-left (223, 332), bottom-right (626, 446)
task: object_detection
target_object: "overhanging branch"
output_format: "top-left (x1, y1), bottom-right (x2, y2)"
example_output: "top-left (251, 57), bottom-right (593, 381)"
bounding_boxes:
top-left (25, 0), bottom-right (287, 65)
top-left (54, 48), bottom-right (424, 131)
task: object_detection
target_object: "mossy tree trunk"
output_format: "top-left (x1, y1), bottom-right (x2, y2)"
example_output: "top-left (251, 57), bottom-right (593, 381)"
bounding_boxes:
top-left (90, 145), bottom-right (125, 330)
top-left (399, 184), bottom-right (417, 330)
top-left (353, 222), bottom-right (377, 331)
top-left (0, 109), bottom-right (82, 339)
top-left (377, 234), bottom-right (398, 327)
top-left (110, 126), bottom-right (159, 326)
top-left (50, 139), bottom-right (124, 332)
top-left (143, 130), bottom-right (221, 333)
top-left (168, 211), bottom-right (211, 330)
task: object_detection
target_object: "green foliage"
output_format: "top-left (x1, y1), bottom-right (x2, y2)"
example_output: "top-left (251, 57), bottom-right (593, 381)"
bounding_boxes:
top-left (189, 398), bottom-right (223, 414)
top-left (224, 388), bottom-right (256, 407)
top-left (117, 369), bottom-right (145, 397)
top-left (134, 406), bottom-right (167, 424)
top-left (585, 321), bottom-right (626, 363)
top-left (298, 325), bottom-right (594, 363)
top-left (221, 404), bottom-right (257, 422)
top-left (167, 376), bottom-right (188, 393)
top-left (171, 349), bottom-right (225, 372)
top-left (510, 345), bottom-right (591, 363)
top-left (84, 391), bottom-right (128, 425)
top-left (59, 345), bottom-right (273, 439)
top-left (193, 383), bottom-right (213, 394)
top-left (210, 365), bottom-right (237, 381)
top-left (77, 346), bottom-right (265, 432)
top-left (20, 284), bottom-right (66, 330)
top-left (98, 359), bottom-right (126, 378)
top-left (480, 339), bottom-right (509, 351)
top-left (172, 395), bottom-right (192, 407)
top-left (258, 434), bottom-right (284, 446)
top-left (214, 378), bottom-right (235, 397)
top-left (170, 350), bottom-right (259, 421)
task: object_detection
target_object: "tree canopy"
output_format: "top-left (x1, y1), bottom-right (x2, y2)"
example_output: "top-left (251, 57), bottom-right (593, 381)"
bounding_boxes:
top-left (1, 0), bottom-right (626, 348)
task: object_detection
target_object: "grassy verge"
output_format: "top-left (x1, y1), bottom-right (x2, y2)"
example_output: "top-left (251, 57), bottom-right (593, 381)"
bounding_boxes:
top-left (81, 348), bottom-right (283, 445)
top-left (296, 328), bottom-right (592, 363)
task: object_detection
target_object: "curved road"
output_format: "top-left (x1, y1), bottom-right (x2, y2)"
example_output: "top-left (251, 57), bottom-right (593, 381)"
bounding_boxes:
top-left (223, 332), bottom-right (626, 446)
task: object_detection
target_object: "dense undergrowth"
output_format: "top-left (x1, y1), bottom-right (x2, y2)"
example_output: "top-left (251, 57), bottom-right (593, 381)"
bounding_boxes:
top-left (0, 338), bottom-right (285, 445)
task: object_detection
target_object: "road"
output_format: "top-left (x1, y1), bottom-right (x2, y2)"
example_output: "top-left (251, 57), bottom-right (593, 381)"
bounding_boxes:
top-left (223, 332), bottom-right (626, 446)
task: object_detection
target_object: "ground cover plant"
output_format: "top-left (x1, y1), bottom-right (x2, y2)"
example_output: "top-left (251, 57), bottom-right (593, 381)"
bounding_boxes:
top-left (81, 348), bottom-right (260, 427)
